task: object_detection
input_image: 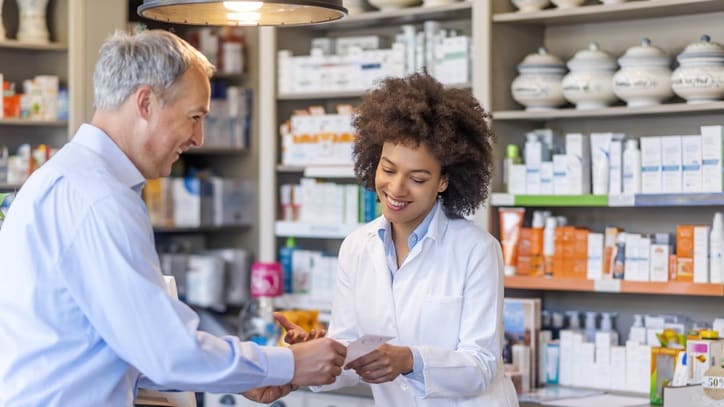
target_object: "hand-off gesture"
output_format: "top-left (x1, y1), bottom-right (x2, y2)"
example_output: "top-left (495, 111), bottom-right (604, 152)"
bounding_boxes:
top-left (289, 337), bottom-right (346, 386)
top-left (274, 311), bottom-right (326, 344)
top-left (242, 384), bottom-right (297, 404)
top-left (345, 344), bottom-right (413, 384)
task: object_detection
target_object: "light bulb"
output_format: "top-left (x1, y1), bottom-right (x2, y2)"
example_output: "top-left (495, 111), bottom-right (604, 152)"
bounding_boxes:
top-left (224, 1), bottom-right (263, 12)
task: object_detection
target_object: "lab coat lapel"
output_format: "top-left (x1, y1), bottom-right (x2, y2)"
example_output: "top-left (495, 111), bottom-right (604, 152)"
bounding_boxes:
top-left (357, 226), bottom-right (398, 338)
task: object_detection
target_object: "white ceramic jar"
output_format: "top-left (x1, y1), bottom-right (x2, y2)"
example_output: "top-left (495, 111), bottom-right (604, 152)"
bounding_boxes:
top-left (511, 0), bottom-right (550, 13)
top-left (17, 0), bottom-right (50, 43)
top-left (511, 47), bottom-right (567, 110)
top-left (562, 42), bottom-right (619, 109)
top-left (671, 35), bottom-right (724, 103)
top-left (612, 38), bottom-right (673, 107)
top-left (368, 0), bottom-right (421, 11)
top-left (552, 0), bottom-right (584, 9)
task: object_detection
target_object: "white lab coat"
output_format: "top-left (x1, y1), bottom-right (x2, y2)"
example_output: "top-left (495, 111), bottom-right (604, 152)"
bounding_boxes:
top-left (316, 203), bottom-right (519, 406)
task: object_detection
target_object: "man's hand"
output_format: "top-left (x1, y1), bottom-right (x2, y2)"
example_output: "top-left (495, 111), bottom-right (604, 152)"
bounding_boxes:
top-left (344, 344), bottom-right (413, 384)
top-left (289, 337), bottom-right (346, 386)
top-left (274, 312), bottom-right (326, 345)
top-left (242, 384), bottom-right (297, 404)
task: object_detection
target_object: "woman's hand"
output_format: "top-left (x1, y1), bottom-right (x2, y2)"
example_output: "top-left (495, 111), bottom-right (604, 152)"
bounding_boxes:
top-left (344, 344), bottom-right (414, 384)
top-left (273, 311), bottom-right (326, 345)
top-left (242, 384), bottom-right (298, 403)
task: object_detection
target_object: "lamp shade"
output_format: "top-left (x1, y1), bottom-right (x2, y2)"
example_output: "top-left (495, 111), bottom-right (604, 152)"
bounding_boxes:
top-left (138, 0), bottom-right (348, 26)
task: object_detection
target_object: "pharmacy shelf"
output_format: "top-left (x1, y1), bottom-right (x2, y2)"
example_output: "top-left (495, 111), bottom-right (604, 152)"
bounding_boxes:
top-left (492, 193), bottom-right (724, 207)
top-left (0, 118), bottom-right (68, 127)
top-left (491, 193), bottom-right (609, 207)
top-left (278, 82), bottom-right (471, 101)
top-left (184, 147), bottom-right (248, 155)
top-left (0, 39), bottom-right (67, 51)
top-left (492, 0), bottom-right (724, 25)
top-left (0, 183), bottom-right (22, 191)
top-left (504, 275), bottom-right (724, 297)
top-left (275, 221), bottom-right (361, 239)
top-left (152, 225), bottom-right (249, 233)
top-left (277, 164), bottom-right (355, 178)
top-left (308, 1), bottom-right (472, 30)
top-left (492, 101), bottom-right (724, 121)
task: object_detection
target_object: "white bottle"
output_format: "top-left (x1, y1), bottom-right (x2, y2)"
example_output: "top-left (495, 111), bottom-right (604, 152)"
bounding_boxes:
top-left (543, 216), bottom-right (557, 276)
top-left (622, 139), bottom-right (642, 194)
top-left (592, 149), bottom-right (609, 195)
top-left (710, 212), bottom-right (724, 283)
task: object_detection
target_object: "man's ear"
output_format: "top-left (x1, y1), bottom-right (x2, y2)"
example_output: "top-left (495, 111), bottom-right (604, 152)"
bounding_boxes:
top-left (135, 85), bottom-right (154, 120)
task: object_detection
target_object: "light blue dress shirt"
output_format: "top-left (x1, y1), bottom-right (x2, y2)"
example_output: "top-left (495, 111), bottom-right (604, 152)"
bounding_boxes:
top-left (0, 124), bottom-right (293, 406)
top-left (377, 199), bottom-right (441, 386)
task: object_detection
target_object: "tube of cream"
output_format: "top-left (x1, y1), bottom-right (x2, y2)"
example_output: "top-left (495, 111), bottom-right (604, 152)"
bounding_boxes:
top-left (499, 207), bottom-right (526, 276)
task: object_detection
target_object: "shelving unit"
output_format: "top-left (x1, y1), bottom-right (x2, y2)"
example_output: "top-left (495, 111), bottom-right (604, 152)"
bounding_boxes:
top-left (486, 0), bottom-right (724, 336)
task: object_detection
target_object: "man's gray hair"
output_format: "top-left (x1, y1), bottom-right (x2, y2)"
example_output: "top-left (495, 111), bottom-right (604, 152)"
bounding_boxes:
top-left (93, 29), bottom-right (215, 110)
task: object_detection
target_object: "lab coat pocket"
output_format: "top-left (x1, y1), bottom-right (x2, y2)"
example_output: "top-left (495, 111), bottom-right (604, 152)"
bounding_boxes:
top-left (419, 295), bottom-right (463, 348)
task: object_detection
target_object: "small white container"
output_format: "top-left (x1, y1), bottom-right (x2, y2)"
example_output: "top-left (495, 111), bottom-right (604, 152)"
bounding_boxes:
top-left (612, 38), bottom-right (673, 107)
top-left (368, 0), bottom-right (421, 11)
top-left (511, 0), bottom-right (550, 13)
top-left (552, 0), bottom-right (584, 9)
top-left (671, 35), bottom-right (724, 103)
top-left (599, 0), bottom-right (627, 4)
top-left (562, 42), bottom-right (619, 109)
top-left (511, 47), bottom-right (567, 110)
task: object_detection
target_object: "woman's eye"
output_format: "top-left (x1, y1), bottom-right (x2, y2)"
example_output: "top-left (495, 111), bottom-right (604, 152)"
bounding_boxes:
top-left (382, 168), bottom-right (394, 174)
top-left (411, 178), bottom-right (425, 184)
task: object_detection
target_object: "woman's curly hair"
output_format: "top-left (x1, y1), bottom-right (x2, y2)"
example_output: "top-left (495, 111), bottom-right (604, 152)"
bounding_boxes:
top-left (353, 73), bottom-right (495, 218)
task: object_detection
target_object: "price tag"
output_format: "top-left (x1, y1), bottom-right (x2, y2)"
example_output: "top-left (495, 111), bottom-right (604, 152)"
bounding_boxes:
top-left (594, 279), bottom-right (621, 293)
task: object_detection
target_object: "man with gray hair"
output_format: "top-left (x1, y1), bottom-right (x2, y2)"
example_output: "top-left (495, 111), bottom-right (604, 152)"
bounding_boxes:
top-left (0, 29), bottom-right (346, 406)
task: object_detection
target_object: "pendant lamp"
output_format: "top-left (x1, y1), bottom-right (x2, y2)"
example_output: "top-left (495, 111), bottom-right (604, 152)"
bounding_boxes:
top-left (138, 0), bottom-right (348, 26)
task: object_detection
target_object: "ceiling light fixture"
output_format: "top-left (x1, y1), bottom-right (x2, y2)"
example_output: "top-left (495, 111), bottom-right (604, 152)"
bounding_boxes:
top-left (138, 0), bottom-right (348, 26)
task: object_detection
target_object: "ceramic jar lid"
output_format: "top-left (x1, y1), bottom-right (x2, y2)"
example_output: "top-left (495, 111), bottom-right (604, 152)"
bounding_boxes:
top-left (518, 47), bottom-right (566, 74)
top-left (567, 42), bottom-right (617, 72)
top-left (677, 35), bottom-right (724, 65)
top-left (618, 38), bottom-right (670, 68)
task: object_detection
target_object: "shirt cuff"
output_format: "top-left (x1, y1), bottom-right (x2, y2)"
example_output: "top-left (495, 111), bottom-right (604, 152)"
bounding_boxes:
top-left (403, 346), bottom-right (425, 385)
top-left (258, 346), bottom-right (295, 387)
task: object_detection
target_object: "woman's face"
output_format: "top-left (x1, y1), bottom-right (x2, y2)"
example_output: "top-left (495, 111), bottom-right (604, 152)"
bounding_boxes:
top-left (375, 142), bottom-right (448, 234)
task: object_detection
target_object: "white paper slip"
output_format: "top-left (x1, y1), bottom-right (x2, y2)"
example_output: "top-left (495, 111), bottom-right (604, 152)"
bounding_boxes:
top-left (343, 334), bottom-right (394, 365)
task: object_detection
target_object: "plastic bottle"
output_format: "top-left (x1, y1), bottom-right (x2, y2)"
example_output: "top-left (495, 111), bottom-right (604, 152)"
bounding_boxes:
top-left (565, 310), bottom-right (581, 331)
top-left (279, 236), bottom-right (296, 294)
top-left (503, 144), bottom-right (522, 193)
top-left (543, 216), bottom-right (557, 277)
top-left (530, 211), bottom-right (545, 277)
top-left (584, 311), bottom-right (598, 342)
top-left (612, 233), bottom-right (626, 279)
top-left (710, 212), bottom-right (724, 284)
top-left (622, 138), bottom-right (641, 194)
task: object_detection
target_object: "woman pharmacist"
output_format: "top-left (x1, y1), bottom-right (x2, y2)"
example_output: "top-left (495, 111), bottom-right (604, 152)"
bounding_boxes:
top-left (280, 72), bottom-right (519, 406)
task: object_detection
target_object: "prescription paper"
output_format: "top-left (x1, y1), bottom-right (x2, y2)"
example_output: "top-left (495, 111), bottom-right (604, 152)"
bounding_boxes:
top-left (344, 334), bottom-right (394, 365)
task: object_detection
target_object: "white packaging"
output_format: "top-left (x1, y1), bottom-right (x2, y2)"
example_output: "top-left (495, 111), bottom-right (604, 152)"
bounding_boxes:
top-left (593, 347), bottom-right (612, 390)
top-left (540, 162), bottom-right (554, 194)
top-left (694, 225), bottom-right (710, 283)
top-left (641, 136), bottom-right (662, 194)
top-left (590, 133), bottom-right (613, 195)
top-left (623, 138), bottom-right (642, 194)
top-left (587, 232), bottom-right (604, 280)
top-left (649, 243), bottom-right (670, 282)
top-left (623, 233), bottom-right (638, 281)
top-left (525, 133), bottom-right (542, 194)
top-left (610, 346), bottom-right (627, 391)
top-left (608, 136), bottom-right (624, 195)
top-left (343, 184), bottom-right (359, 224)
top-left (710, 212), bottom-right (724, 284)
top-left (639, 236), bottom-right (651, 282)
top-left (565, 133), bottom-right (591, 195)
top-left (625, 340), bottom-right (652, 394)
top-left (661, 136), bottom-right (683, 193)
top-left (681, 135), bottom-right (702, 193)
top-left (211, 177), bottom-right (253, 226)
top-left (553, 154), bottom-right (568, 194)
top-left (509, 164), bottom-right (527, 195)
top-left (701, 125), bottom-right (723, 192)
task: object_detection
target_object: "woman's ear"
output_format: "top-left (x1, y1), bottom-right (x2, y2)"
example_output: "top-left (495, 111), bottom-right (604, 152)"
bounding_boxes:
top-left (438, 176), bottom-right (448, 194)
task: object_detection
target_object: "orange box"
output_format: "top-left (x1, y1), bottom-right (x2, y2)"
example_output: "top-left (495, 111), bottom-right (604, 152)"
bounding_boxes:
top-left (676, 257), bottom-right (693, 282)
top-left (530, 227), bottom-right (544, 256)
top-left (530, 255), bottom-right (544, 277)
top-left (574, 229), bottom-right (588, 260)
top-left (518, 228), bottom-right (532, 257)
top-left (669, 254), bottom-right (678, 281)
top-left (562, 226), bottom-right (576, 259)
top-left (572, 259), bottom-right (588, 279)
top-left (517, 256), bottom-right (531, 276)
top-left (676, 225), bottom-right (694, 258)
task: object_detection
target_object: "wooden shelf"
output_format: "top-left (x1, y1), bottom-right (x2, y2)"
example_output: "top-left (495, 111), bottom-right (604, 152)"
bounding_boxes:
top-left (493, 0), bottom-right (724, 25)
top-left (183, 147), bottom-right (248, 155)
top-left (303, 1), bottom-right (472, 30)
top-left (153, 225), bottom-right (249, 233)
top-left (277, 164), bottom-right (356, 178)
top-left (0, 118), bottom-right (67, 127)
top-left (0, 39), bottom-right (67, 51)
top-left (0, 183), bottom-right (22, 191)
top-left (492, 101), bottom-right (724, 121)
top-left (275, 221), bottom-right (361, 239)
top-left (505, 275), bottom-right (724, 296)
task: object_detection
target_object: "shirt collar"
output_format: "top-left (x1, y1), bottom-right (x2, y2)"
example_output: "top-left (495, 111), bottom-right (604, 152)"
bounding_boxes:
top-left (377, 199), bottom-right (442, 250)
top-left (71, 124), bottom-right (146, 193)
